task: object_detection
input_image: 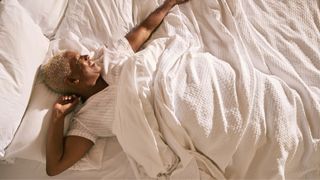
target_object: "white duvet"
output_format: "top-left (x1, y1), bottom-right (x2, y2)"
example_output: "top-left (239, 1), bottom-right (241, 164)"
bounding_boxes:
top-left (113, 0), bottom-right (320, 179)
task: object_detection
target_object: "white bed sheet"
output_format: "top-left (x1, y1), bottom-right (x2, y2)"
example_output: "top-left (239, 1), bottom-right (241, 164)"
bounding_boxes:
top-left (0, 137), bottom-right (135, 179)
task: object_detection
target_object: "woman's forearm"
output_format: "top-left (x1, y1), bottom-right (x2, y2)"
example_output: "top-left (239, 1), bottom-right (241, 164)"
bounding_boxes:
top-left (46, 115), bottom-right (65, 176)
top-left (45, 95), bottom-right (91, 176)
top-left (125, 1), bottom-right (176, 52)
top-left (140, 1), bottom-right (175, 32)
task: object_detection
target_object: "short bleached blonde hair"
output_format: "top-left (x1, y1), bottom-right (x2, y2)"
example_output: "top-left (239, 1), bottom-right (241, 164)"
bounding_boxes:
top-left (40, 52), bottom-right (73, 94)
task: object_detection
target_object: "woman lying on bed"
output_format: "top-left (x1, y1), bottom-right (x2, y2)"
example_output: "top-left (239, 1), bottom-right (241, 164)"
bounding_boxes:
top-left (41, 0), bottom-right (189, 176)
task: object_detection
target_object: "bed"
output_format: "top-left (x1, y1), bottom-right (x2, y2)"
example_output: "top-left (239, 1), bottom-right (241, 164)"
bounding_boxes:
top-left (0, 0), bottom-right (319, 179)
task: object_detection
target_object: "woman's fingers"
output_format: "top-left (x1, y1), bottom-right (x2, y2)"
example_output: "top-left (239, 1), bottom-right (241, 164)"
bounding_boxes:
top-left (53, 95), bottom-right (80, 116)
top-left (56, 95), bottom-right (80, 106)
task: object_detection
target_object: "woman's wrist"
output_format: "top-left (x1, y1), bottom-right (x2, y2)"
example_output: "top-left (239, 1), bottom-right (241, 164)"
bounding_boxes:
top-left (51, 110), bottom-right (66, 123)
top-left (164, 0), bottom-right (177, 9)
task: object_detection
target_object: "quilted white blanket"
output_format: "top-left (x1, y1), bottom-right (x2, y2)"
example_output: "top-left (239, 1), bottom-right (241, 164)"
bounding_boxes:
top-left (113, 0), bottom-right (320, 179)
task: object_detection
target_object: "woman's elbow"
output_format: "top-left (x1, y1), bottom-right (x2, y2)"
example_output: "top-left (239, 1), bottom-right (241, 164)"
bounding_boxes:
top-left (46, 170), bottom-right (57, 176)
top-left (46, 165), bottom-right (63, 176)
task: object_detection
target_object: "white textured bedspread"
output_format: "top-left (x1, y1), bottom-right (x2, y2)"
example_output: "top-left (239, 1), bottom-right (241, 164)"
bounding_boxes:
top-left (113, 0), bottom-right (320, 179)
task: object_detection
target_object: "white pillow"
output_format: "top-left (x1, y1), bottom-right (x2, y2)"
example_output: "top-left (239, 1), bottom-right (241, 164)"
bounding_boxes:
top-left (0, 0), bottom-right (49, 158)
top-left (4, 80), bottom-right (59, 161)
top-left (55, 0), bottom-right (133, 45)
top-left (18, 0), bottom-right (68, 38)
top-left (3, 36), bottom-right (99, 162)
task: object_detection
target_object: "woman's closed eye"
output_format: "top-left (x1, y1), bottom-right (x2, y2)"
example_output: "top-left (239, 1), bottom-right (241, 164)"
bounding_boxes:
top-left (76, 55), bottom-right (90, 66)
top-left (81, 55), bottom-right (90, 61)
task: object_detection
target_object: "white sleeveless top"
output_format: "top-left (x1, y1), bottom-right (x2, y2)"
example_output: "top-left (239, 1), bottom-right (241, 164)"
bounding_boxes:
top-left (67, 38), bottom-right (134, 143)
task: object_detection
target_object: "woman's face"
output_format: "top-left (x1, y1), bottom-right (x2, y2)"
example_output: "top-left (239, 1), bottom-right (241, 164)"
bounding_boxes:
top-left (64, 51), bottom-right (102, 89)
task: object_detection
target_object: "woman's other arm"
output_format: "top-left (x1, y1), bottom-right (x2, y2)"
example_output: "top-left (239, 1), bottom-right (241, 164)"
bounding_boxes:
top-left (125, 0), bottom-right (189, 52)
top-left (46, 95), bottom-right (93, 176)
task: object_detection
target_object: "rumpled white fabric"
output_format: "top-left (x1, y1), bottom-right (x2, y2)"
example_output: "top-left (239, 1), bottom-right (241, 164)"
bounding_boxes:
top-left (113, 0), bottom-right (320, 179)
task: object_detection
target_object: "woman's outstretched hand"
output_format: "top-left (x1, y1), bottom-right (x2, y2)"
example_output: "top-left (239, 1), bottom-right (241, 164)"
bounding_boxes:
top-left (174, 0), bottom-right (190, 5)
top-left (52, 95), bottom-right (80, 119)
top-left (165, 0), bottom-right (190, 7)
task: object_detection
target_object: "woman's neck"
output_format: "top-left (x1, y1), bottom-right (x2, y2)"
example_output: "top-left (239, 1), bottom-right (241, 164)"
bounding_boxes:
top-left (80, 76), bottom-right (108, 101)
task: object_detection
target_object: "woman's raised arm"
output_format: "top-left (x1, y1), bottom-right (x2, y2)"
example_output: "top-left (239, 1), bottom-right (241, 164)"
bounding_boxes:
top-left (125, 0), bottom-right (190, 52)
